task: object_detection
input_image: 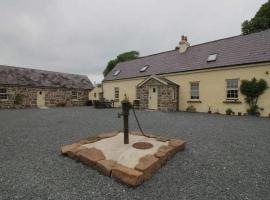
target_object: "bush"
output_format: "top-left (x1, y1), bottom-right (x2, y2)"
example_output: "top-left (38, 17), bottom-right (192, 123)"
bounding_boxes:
top-left (186, 105), bottom-right (196, 112)
top-left (226, 108), bottom-right (233, 115)
top-left (240, 78), bottom-right (268, 115)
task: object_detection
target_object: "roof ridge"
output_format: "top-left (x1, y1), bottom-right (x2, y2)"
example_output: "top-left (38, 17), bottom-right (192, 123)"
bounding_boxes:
top-left (190, 29), bottom-right (269, 48)
top-left (116, 49), bottom-right (177, 66)
top-left (0, 64), bottom-right (88, 78)
top-left (115, 29), bottom-right (270, 67)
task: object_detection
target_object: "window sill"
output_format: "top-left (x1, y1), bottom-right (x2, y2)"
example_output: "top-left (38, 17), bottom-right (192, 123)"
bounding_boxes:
top-left (187, 100), bottom-right (202, 103)
top-left (0, 99), bottom-right (8, 101)
top-left (223, 99), bottom-right (242, 104)
top-left (72, 99), bottom-right (79, 101)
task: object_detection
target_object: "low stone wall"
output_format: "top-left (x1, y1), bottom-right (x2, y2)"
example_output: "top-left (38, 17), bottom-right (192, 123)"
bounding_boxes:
top-left (0, 85), bottom-right (90, 109)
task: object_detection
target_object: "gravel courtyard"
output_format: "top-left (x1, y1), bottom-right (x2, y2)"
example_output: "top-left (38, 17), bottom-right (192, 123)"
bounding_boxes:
top-left (0, 107), bottom-right (269, 200)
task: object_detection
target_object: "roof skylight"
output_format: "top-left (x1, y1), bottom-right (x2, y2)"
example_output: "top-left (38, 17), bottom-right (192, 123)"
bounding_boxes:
top-left (207, 54), bottom-right (217, 62)
top-left (113, 70), bottom-right (121, 76)
top-left (140, 65), bottom-right (149, 72)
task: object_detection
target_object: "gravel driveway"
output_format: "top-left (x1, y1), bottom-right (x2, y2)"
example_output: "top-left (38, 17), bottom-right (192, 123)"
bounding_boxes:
top-left (0, 107), bottom-right (269, 200)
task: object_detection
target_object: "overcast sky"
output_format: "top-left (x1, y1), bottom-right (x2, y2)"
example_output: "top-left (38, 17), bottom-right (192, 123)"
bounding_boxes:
top-left (0, 0), bottom-right (266, 84)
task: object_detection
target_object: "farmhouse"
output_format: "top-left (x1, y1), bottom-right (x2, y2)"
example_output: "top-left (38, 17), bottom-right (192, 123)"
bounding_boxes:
top-left (0, 65), bottom-right (93, 109)
top-left (103, 30), bottom-right (270, 116)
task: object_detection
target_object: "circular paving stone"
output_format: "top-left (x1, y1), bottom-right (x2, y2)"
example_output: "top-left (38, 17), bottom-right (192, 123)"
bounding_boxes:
top-left (132, 142), bottom-right (153, 150)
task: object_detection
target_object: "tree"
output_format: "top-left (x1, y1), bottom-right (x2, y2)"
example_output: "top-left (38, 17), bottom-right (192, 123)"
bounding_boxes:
top-left (240, 78), bottom-right (268, 115)
top-left (242, 0), bottom-right (270, 35)
top-left (103, 51), bottom-right (139, 76)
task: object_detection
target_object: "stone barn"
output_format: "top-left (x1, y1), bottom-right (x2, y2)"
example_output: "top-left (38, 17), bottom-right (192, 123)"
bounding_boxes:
top-left (0, 65), bottom-right (93, 109)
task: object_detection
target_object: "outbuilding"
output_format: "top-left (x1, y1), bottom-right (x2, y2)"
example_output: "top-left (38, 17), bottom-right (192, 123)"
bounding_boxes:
top-left (0, 65), bottom-right (93, 108)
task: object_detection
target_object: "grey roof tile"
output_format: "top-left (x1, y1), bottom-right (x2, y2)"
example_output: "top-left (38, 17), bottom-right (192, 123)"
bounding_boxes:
top-left (0, 65), bottom-right (93, 90)
top-left (104, 29), bottom-right (270, 81)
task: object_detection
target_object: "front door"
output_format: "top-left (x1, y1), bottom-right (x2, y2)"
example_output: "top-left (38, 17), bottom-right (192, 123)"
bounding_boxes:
top-left (37, 91), bottom-right (45, 107)
top-left (148, 86), bottom-right (158, 109)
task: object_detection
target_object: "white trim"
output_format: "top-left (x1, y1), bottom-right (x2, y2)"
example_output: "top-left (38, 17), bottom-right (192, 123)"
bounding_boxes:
top-left (137, 75), bottom-right (168, 87)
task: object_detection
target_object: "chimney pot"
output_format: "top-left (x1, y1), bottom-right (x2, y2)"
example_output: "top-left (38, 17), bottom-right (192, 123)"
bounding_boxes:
top-left (178, 35), bottom-right (190, 53)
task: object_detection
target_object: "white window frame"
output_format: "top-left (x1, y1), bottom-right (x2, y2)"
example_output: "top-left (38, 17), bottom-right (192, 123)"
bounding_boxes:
top-left (226, 79), bottom-right (239, 99)
top-left (71, 91), bottom-right (78, 101)
top-left (114, 87), bottom-right (119, 101)
top-left (113, 70), bottom-right (121, 76)
top-left (0, 88), bottom-right (8, 101)
top-left (140, 65), bottom-right (149, 72)
top-left (190, 82), bottom-right (199, 100)
top-left (172, 88), bottom-right (177, 100)
top-left (207, 54), bottom-right (217, 62)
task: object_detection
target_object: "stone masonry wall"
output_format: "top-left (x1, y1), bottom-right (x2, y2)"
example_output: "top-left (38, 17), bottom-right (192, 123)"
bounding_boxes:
top-left (137, 78), bottom-right (178, 112)
top-left (0, 85), bottom-right (90, 109)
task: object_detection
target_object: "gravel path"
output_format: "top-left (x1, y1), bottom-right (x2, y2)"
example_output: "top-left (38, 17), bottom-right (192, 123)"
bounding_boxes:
top-left (0, 107), bottom-right (269, 200)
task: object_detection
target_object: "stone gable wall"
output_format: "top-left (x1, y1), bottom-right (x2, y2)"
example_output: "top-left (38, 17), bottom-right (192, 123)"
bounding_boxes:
top-left (137, 78), bottom-right (178, 112)
top-left (0, 85), bottom-right (90, 109)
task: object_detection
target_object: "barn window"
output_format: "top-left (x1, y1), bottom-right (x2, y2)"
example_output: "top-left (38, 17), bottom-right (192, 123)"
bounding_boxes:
top-left (0, 88), bottom-right (8, 100)
top-left (72, 91), bottom-right (78, 100)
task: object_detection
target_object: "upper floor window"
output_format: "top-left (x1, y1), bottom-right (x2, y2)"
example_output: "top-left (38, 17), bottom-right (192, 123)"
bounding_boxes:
top-left (207, 54), bottom-right (217, 62)
top-left (114, 87), bottom-right (119, 100)
top-left (0, 88), bottom-right (8, 100)
top-left (190, 82), bottom-right (199, 99)
top-left (113, 70), bottom-right (121, 76)
top-left (140, 65), bottom-right (149, 72)
top-left (226, 79), bottom-right (239, 99)
top-left (72, 91), bottom-right (78, 100)
top-left (94, 93), bottom-right (96, 98)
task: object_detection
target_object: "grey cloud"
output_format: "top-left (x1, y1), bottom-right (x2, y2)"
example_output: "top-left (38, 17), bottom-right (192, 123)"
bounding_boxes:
top-left (0, 0), bottom-right (266, 83)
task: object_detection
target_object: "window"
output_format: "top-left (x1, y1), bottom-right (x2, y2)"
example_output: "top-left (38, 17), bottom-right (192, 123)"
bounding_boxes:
top-left (94, 93), bottom-right (96, 98)
top-left (172, 88), bottom-right (177, 100)
top-left (98, 92), bottom-right (103, 99)
top-left (72, 91), bottom-right (78, 100)
top-left (114, 87), bottom-right (119, 100)
top-left (190, 82), bottom-right (199, 99)
top-left (226, 79), bottom-right (239, 99)
top-left (140, 65), bottom-right (149, 72)
top-left (0, 88), bottom-right (8, 100)
top-left (207, 54), bottom-right (217, 62)
top-left (113, 70), bottom-right (121, 76)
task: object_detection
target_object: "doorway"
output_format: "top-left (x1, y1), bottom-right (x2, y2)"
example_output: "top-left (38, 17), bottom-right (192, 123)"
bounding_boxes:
top-left (148, 86), bottom-right (158, 109)
top-left (37, 91), bottom-right (45, 107)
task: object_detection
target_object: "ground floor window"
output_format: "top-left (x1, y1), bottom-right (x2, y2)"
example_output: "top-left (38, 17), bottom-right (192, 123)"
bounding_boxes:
top-left (226, 79), bottom-right (239, 99)
top-left (0, 88), bottom-right (8, 100)
top-left (72, 91), bottom-right (78, 100)
top-left (190, 82), bottom-right (199, 99)
top-left (114, 87), bottom-right (119, 100)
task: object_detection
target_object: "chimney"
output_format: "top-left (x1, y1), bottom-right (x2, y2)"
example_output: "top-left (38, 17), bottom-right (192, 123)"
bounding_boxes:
top-left (179, 35), bottom-right (190, 53)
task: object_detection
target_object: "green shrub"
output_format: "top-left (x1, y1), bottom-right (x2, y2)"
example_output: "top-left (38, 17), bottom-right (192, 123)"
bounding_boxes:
top-left (240, 78), bottom-right (268, 116)
top-left (186, 105), bottom-right (196, 112)
top-left (226, 108), bottom-right (233, 115)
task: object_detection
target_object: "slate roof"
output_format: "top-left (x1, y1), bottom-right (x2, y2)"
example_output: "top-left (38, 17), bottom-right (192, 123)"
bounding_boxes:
top-left (0, 65), bottom-right (93, 90)
top-left (104, 29), bottom-right (270, 81)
